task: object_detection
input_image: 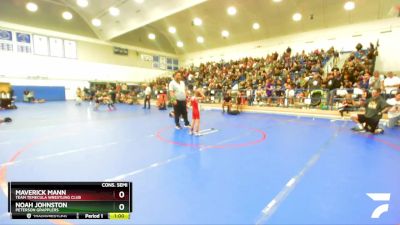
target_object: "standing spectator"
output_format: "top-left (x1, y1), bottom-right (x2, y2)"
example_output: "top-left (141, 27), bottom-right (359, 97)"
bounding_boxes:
top-left (169, 72), bottom-right (190, 129)
top-left (265, 79), bottom-right (273, 106)
top-left (236, 91), bottom-right (245, 112)
top-left (386, 90), bottom-right (400, 128)
top-left (143, 84), bottom-right (151, 109)
top-left (359, 73), bottom-right (370, 90)
top-left (222, 90), bottom-right (232, 113)
top-left (327, 68), bottom-right (342, 106)
top-left (109, 87), bottom-right (117, 110)
top-left (116, 83), bottom-right (121, 94)
top-left (76, 88), bottom-right (83, 105)
top-left (285, 83), bottom-right (295, 106)
top-left (246, 86), bottom-right (253, 106)
top-left (121, 83), bottom-right (128, 94)
top-left (383, 72), bottom-right (400, 97)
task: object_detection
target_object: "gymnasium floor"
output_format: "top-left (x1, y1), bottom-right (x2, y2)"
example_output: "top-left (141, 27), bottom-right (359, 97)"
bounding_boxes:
top-left (0, 102), bottom-right (399, 225)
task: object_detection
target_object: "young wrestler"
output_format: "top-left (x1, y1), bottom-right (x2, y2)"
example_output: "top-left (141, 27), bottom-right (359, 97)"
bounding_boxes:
top-left (189, 89), bottom-right (205, 135)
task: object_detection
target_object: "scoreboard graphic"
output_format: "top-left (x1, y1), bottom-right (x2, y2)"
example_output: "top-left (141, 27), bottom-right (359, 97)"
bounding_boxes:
top-left (8, 182), bottom-right (132, 220)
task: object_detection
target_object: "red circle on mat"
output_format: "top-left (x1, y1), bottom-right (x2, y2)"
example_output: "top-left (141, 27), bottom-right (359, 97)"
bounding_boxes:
top-left (155, 125), bottom-right (267, 149)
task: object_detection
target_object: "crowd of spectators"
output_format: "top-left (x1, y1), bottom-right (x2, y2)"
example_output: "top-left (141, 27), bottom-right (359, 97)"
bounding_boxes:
top-left (149, 43), bottom-right (399, 110)
top-left (79, 83), bottom-right (140, 105)
top-left (151, 47), bottom-right (333, 106)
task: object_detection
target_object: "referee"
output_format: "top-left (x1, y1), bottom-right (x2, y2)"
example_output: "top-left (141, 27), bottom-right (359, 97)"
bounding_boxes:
top-left (169, 72), bottom-right (190, 129)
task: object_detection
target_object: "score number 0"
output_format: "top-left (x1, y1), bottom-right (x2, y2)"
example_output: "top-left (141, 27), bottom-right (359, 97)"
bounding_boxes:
top-left (118, 191), bottom-right (126, 211)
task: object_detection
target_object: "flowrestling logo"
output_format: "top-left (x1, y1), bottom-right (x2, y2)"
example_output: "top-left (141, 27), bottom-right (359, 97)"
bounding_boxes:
top-left (366, 193), bottom-right (391, 219)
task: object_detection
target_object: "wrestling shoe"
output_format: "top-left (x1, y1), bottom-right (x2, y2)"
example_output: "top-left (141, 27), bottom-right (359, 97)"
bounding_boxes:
top-left (175, 126), bottom-right (182, 130)
top-left (374, 128), bottom-right (384, 134)
top-left (351, 127), bottom-right (366, 132)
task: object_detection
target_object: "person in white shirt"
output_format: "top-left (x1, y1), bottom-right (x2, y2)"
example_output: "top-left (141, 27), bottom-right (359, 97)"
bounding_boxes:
top-left (143, 84), bottom-right (151, 109)
top-left (383, 72), bottom-right (400, 97)
top-left (169, 72), bottom-right (190, 129)
top-left (386, 90), bottom-right (400, 128)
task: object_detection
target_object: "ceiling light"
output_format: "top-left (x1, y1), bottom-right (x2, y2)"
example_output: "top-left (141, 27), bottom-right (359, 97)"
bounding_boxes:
top-left (227, 6), bottom-right (237, 15)
top-left (292, 13), bottom-right (302, 21)
top-left (135, 0), bottom-right (144, 3)
top-left (272, 0), bottom-right (282, 2)
top-left (62, 11), bottom-right (73, 20)
top-left (168, 26), bottom-right (176, 33)
top-left (221, 30), bottom-right (230, 38)
top-left (26, 2), bottom-right (38, 12)
top-left (91, 18), bottom-right (102, 27)
top-left (148, 33), bottom-right (156, 40)
top-left (177, 41), bottom-right (184, 48)
top-left (197, 36), bottom-right (204, 43)
top-left (252, 22), bottom-right (260, 30)
top-left (76, 0), bottom-right (88, 8)
top-left (109, 7), bottom-right (120, 16)
top-left (193, 17), bottom-right (202, 26)
top-left (344, 1), bottom-right (355, 11)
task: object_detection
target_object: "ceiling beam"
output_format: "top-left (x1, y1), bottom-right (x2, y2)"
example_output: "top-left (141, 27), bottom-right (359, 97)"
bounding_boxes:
top-left (103, 0), bottom-right (207, 40)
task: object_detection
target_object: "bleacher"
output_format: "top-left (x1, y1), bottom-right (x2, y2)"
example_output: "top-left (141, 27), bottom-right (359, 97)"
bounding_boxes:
top-left (143, 42), bottom-right (400, 120)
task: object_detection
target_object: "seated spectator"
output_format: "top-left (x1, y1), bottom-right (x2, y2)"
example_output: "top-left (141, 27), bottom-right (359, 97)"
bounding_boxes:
top-left (386, 90), bottom-right (400, 128)
top-left (338, 94), bottom-right (355, 117)
top-left (27, 91), bottom-right (35, 102)
top-left (255, 85), bottom-right (264, 106)
top-left (23, 90), bottom-right (30, 102)
top-left (359, 73), bottom-right (370, 90)
top-left (352, 83), bottom-right (364, 99)
top-left (350, 88), bottom-right (389, 134)
top-left (22, 90), bottom-right (45, 103)
top-left (369, 70), bottom-right (384, 90)
top-left (383, 72), bottom-right (400, 97)
top-left (308, 72), bottom-right (322, 90)
top-left (334, 85), bottom-right (348, 105)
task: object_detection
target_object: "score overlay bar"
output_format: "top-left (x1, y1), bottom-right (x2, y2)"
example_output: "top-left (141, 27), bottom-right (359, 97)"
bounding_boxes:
top-left (8, 182), bottom-right (132, 220)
